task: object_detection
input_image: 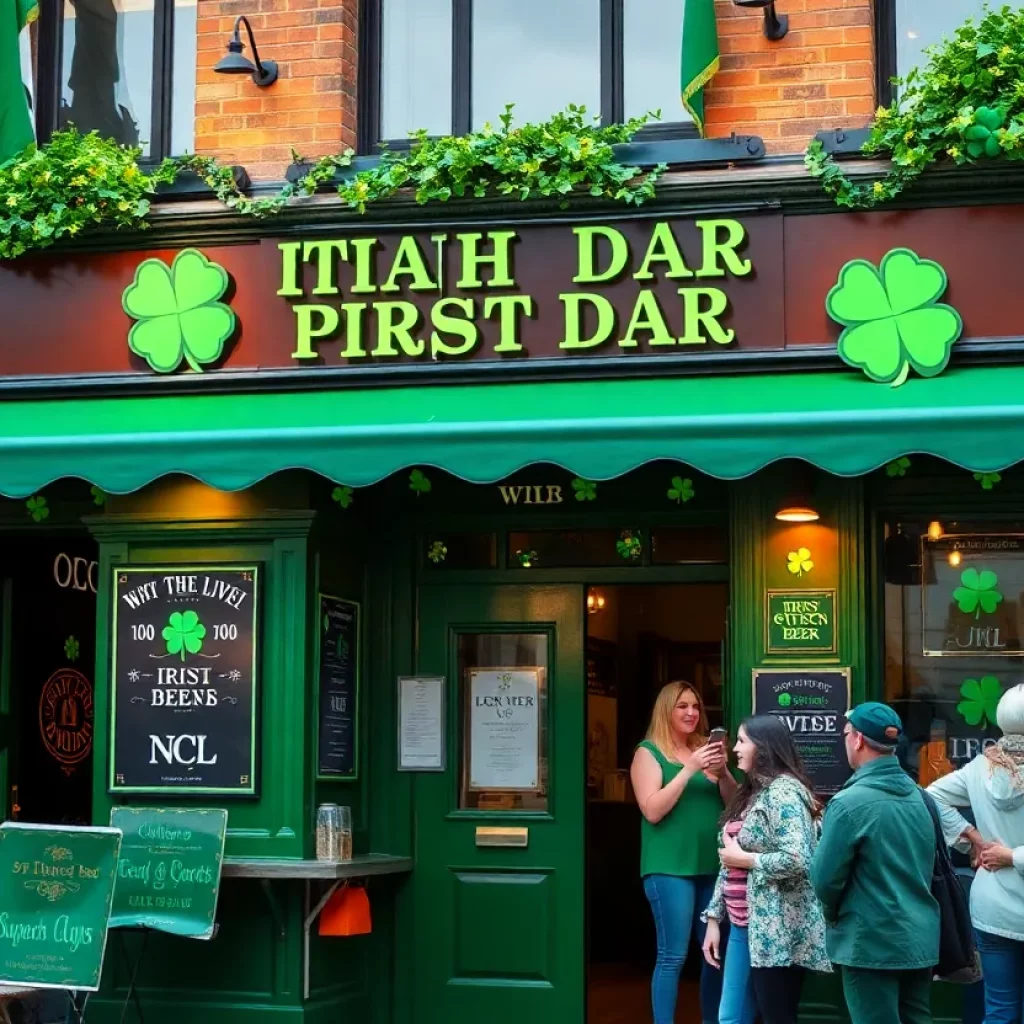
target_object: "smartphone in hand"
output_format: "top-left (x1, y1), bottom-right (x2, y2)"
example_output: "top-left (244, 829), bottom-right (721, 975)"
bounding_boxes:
top-left (708, 727), bottom-right (728, 748)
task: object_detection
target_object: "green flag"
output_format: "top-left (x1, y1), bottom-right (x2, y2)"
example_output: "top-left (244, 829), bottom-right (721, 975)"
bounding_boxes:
top-left (0, 0), bottom-right (38, 164)
top-left (680, 0), bottom-right (719, 137)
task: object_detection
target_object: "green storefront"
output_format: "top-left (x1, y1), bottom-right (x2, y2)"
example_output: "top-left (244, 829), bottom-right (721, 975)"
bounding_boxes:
top-left (1, 164), bottom-right (1023, 1023)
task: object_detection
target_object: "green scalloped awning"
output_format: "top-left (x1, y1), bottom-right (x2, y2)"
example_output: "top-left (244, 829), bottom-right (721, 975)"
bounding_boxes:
top-left (1, 365), bottom-right (1021, 496)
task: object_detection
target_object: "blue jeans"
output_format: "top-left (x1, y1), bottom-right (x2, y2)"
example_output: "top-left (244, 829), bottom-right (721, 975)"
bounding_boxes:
top-left (718, 924), bottom-right (757, 1024)
top-left (975, 928), bottom-right (1024, 1024)
top-left (643, 874), bottom-right (724, 1024)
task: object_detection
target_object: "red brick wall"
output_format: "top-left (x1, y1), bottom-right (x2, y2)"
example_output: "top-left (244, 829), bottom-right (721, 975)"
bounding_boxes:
top-left (706, 0), bottom-right (875, 152)
top-left (193, 0), bottom-right (357, 180)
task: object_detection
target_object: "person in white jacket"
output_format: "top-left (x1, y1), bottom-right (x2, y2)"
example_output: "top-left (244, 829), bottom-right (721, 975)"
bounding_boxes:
top-left (927, 683), bottom-right (1024, 1024)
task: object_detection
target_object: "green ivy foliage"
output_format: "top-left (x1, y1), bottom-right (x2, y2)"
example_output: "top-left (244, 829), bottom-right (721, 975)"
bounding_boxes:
top-left (807, 4), bottom-right (1024, 209)
top-left (0, 105), bottom-right (662, 260)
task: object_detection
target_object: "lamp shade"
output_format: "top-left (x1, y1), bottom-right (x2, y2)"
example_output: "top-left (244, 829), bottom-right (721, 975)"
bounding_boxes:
top-left (214, 47), bottom-right (257, 75)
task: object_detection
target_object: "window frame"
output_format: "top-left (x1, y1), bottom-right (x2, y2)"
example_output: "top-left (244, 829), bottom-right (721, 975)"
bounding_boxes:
top-left (874, 0), bottom-right (898, 109)
top-left (358, 0), bottom-right (699, 154)
top-left (29, 0), bottom-right (185, 162)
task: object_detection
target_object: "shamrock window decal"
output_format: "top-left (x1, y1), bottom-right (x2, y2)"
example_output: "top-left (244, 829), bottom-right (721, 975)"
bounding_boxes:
top-left (122, 248), bottom-right (236, 374)
top-left (826, 248), bottom-right (962, 387)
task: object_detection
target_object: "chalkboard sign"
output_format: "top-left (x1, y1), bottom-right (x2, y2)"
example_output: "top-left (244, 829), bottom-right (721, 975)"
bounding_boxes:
top-left (752, 668), bottom-right (852, 795)
top-left (111, 566), bottom-right (260, 795)
top-left (922, 534), bottom-right (1024, 656)
top-left (0, 823), bottom-right (121, 991)
top-left (316, 595), bottom-right (360, 779)
top-left (109, 807), bottom-right (228, 939)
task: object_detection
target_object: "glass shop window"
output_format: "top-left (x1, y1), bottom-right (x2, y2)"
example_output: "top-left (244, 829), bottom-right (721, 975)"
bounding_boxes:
top-left (884, 517), bottom-right (1024, 784)
top-left (57, 0), bottom-right (196, 159)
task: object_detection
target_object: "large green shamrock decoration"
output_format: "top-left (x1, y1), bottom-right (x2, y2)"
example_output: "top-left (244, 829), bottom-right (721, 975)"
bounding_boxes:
top-left (122, 248), bottom-right (235, 374)
top-left (885, 457), bottom-right (911, 478)
top-left (957, 675), bottom-right (1003, 727)
top-left (975, 472), bottom-right (1002, 491)
top-left (964, 107), bottom-right (1005, 159)
top-left (331, 486), bottom-right (354, 509)
top-left (826, 248), bottom-right (962, 387)
top-left (952, 568), bottom-right (1003, 620)
top-left (162, 610), bottom-right (207, 662)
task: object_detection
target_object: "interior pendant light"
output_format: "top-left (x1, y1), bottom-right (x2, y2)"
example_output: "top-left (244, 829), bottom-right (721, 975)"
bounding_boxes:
top-left (775, 463), bottom-right (820, 523)
top-left (927, 520), bottom-right (943, 541)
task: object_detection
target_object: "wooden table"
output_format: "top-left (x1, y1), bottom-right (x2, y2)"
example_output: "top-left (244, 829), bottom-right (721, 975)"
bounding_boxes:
top-left (221, 854), bottom-right (412, 999)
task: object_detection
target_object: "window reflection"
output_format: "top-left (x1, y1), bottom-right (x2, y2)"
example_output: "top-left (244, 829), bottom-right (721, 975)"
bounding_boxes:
top-left (472, 0), bottom-right (600, 130)
top-left (624, 0), bottom-right (690, 122)
top-left (895, 0), bottom-right (1024, 78)
top-left (60, 0), bottom-right (150, 153)
top-left (19, 29), bottom-right (35, 137)
top-left (381, 0), bottom-right (452, 138)
top-left (172, 0), bottom-right (197, 154)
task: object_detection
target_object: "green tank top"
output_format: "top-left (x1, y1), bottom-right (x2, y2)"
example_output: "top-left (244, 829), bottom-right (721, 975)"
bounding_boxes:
top-left (637, 740), bottom-right (723, 878)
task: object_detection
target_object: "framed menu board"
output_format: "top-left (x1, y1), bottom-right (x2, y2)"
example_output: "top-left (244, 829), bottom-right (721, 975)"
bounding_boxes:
top-left (110, 566), bottom-right (260, 795)
top-left (316, 595), bottom-right (360, 779)
top-left (922, 534), bottom-right (1024, 657)
top-left (752, 668), bottom-right (852, 795)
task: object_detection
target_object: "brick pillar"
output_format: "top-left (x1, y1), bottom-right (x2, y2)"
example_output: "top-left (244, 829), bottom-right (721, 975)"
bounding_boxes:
top-left (705, 0), bottom-right (875, 153)
top-left (193, 0), bottom-right (358, 181)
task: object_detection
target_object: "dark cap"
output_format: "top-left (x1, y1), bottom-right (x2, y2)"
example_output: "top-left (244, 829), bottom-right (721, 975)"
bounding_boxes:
top-left (846, 702), bottom-right (903, 745)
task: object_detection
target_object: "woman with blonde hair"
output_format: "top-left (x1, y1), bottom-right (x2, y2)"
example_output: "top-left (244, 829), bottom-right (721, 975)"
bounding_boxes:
top-left (928, 683), bottom-right (1024, 1024)
top-left (631, 680), bottom-right (737, 1024)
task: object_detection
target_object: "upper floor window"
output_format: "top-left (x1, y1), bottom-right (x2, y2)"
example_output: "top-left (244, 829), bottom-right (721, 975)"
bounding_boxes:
top-left (18, 0), bottom-right (196, 160)
top-left (361, 0), bottom-right (694, 151)
top-left (882, 0), bottom-right (1024, 101)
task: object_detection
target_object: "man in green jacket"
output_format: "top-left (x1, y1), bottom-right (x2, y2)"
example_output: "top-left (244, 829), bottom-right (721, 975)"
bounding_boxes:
top-left (811, 703), bottom-right (939, 1024)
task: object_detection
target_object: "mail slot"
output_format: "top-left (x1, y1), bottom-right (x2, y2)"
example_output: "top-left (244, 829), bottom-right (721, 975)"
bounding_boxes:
top-left (475, 826), bottom-right (529, 848)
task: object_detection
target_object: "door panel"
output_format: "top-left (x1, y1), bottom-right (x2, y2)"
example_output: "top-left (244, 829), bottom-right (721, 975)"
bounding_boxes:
top-left (415, 584), bottom-right (584, 1024)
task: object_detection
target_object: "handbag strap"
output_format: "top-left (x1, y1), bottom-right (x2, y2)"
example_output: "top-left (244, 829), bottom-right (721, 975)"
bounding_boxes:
top-left (918, 786), bottom-right (955, 871)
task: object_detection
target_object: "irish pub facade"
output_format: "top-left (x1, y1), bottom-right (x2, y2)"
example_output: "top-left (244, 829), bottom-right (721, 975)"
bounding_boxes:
top-left (4, 1), bottom-right (1024, 1021)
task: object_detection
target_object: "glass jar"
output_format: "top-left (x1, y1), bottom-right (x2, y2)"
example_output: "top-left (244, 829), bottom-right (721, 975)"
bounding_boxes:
top-left (316, 803), bottom-right (341, 862)
top-left (337, 805), bottom-right (353, 863)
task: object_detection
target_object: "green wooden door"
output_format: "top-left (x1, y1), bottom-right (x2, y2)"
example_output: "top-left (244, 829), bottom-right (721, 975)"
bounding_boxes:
top-left (414, 583), bottom-right (585, 1024)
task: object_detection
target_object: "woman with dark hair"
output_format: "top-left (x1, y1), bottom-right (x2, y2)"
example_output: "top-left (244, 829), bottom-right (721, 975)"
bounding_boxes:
top-left (701, 715), bottom-right (831, 1024)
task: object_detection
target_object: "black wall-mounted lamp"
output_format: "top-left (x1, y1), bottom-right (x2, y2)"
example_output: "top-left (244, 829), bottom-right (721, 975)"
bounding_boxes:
top-left (775, 462), bottom-right (819, 523)
top-left (214, 15), bottom-right (278, 87)
top-left (733, 0), bottom-right (788, 41)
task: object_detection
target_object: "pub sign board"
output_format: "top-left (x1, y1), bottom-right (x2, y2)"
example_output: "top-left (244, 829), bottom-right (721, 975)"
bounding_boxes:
top-left (316, 595), bottom-right (360, 780)
top-left (0, 823), bottom-right (121, 991)
top-left (110, 565), bottom-right (260, 795)
top-left (752, 668), bottom-right (852, 795)
top-left (765, 589), bottom-right (837, 655)
top-left (109, 807), bottom-right (228, 939)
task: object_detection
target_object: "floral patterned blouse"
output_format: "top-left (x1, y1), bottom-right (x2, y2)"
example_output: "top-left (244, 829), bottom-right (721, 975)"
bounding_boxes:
top-left (703, 774), bottom-right (832, 973)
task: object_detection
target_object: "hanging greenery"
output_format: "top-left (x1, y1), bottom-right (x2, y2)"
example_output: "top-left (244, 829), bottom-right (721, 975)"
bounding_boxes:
top-left (0, 105), bottom-right (663, 260)
top-left (806, 5), bottom-right (1024, 209)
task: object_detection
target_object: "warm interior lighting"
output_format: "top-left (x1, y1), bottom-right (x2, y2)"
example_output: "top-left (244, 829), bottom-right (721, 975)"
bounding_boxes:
top-left (587, 590), bottom-right (606, 614)
top-left (927, 521), bottom-right (943, 541)
top-left (775, 506), bottom-right (820, 523)
top-left (948, 549), bottom-right (962, 567)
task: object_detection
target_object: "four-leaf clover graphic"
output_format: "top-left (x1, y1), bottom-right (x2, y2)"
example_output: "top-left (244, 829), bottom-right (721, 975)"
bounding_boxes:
top-left (667, 476), bottom-right (695, 504)
top-left (964, 107), bottom-right (1005, 159)
top-left (162, 610), bottom-right (207, 662)
top-left (122, 249), bottom-right (236, 374)
top-left (26, 495), bottom-right (49, 522)
top-left (777, 692), bottom-right (793, 708)
top-left (572, 477), bottom-right (597, 502)
top-left (952, 568), bottom-right (1004, 620)
top-left (975, 472), bottom-right (1002, 491)
top-left (409, 469), bottom-right (432, 496)
top-left (957, 676), bottom-right (1003, 727)
top-left (826, 248), bottom-right (962, 387)
top-left (64, 635), bottom-right (80, 661)
top-left (616, 530), bottom-right (643, 561)
top-left (885, 457), bottom-right (911, 478)
top-left (787, 547), bottom-right (814, 577)
top-left (332, 486), bottom-right (354, 509)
